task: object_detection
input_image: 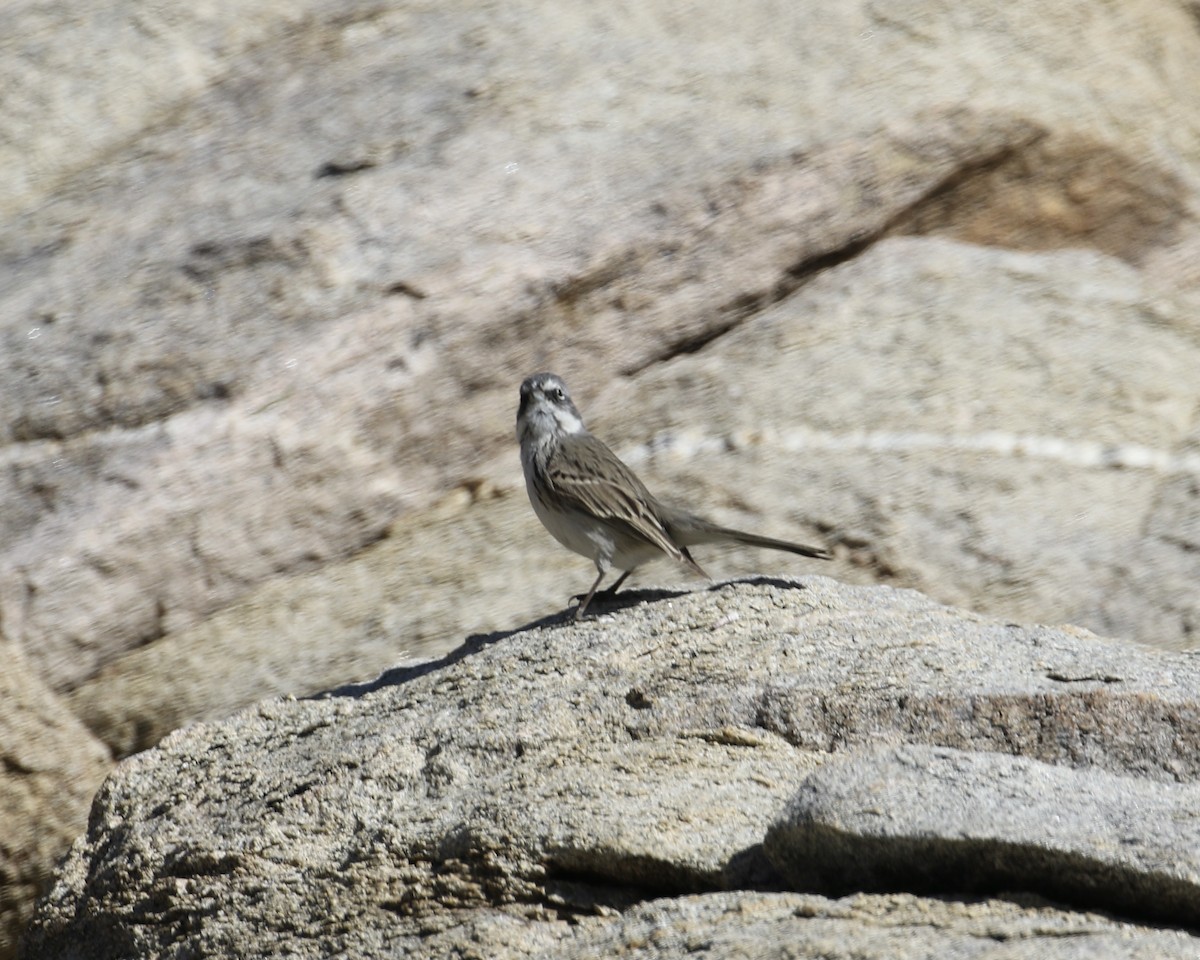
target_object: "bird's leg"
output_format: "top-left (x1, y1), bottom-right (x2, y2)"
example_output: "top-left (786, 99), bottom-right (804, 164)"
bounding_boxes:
top-left (602, 569), bottom-right (633, 596)
top-left (571, 568), bottom-right (634, 609)
top-left (573, 569), bottom-right (608, 621)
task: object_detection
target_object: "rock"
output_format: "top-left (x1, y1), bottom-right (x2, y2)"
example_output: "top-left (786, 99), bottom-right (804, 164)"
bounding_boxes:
top-left (766, 745), bottom-right (1200, 926)
top-left (0, 657), bottom-right (110, 960)
top-left (65, 486), bottom-right (571, 757)
top-left (0, 0), bottom-right (367, 220)
top-left (23, 580), bottom-right (1200, 957)
top-left (57, 233), bottom-right (1200, 761)
top-left (600, 236), bottom-right (1200, 650)
top-left (4, 0), bottom-right (1200, 704)
top-left (0, 107), bottom-right (1049, 694)
top-left (6, 0), bottom-right (1200, 947)
top-left (539, 892), bottom-right (1200, 960)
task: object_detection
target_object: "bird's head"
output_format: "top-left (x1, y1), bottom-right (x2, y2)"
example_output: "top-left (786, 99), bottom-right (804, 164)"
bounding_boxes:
top-left (516, 372), bottom-right (586, 445)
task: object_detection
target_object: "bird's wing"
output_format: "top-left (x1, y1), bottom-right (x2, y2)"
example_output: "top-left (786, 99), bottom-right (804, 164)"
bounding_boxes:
top-left (545, 434), bottom-right (685, 562)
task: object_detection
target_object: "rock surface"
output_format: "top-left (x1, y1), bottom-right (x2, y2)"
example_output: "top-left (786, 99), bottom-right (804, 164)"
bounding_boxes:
top-left (0, 658), bottom-right (110, 959)
top-left (538, 893), bottom-right (1200, 960)
top-left (4, 0), bottom-right (1200, 705)
top-left (6, 0), bottom-right (1200, 950)
top-left (768, 745), bottom-right (1200, 926)
top-left (23, 580), bottom-right (1200, 958)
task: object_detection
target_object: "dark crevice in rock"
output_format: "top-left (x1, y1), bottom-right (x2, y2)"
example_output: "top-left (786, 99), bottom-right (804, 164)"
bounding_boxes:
top-left (382, 280), bottom-right (429, 299)
top-left (1182, 2), bottom-right (1200, 38)
top-left (541, 854), bottom-right (707, 906)
top-left (537, 843), bottom-right (785, 917)
top-left (537, 874), bottom-right (659, 917)
top-left (891, 133), bottom-right (1190, 264)
top-left (1, 754), bottom-right (36, 776)
top-left (638, 233), bottom-right (879, 370)
top-left (1158, 532), bottom-right (1200, 555)
top-left (315, 158), bottom-right (377, 179)
top-left (721, 843), bottom-right (786, 890)
top-left (773, 825), bottom-right (1200, 932)
top-left (779, 233), bottom-right (879, 287)
top-left (181, 234), bottom-right (311, 285)
top-left (1045, 671), bottom-right (1123, 684)
top-left (624, 121), bottom-right (1047, 374)
top-left (643, 315), bottom-right (743, 367)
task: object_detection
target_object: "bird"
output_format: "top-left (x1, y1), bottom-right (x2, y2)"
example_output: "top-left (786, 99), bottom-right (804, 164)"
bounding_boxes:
top-left (515, 372), bottom-right (831, 619)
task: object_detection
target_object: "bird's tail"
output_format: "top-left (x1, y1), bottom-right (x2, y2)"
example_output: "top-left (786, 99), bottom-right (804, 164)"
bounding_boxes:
top-left (666, 511), bottom-right (832, 561)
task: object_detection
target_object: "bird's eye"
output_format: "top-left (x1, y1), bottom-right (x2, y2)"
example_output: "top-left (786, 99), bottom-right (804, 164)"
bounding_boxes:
top-left (550, 388), bottom-right (564, 402)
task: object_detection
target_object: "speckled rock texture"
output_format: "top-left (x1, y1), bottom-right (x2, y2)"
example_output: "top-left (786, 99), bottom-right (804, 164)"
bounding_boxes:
top-left (5, 0), bottom-right (1200, 952)
top-left (23, 579), bottom-right (1200, 958)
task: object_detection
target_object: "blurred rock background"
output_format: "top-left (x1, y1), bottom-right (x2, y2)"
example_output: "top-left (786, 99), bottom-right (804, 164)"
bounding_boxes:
top-left (2, 0), bottom-right (1199, 954)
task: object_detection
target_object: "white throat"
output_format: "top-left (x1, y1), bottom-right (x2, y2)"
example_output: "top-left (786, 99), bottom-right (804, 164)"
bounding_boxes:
top-left (518, 402), bottom-right (585, 449)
